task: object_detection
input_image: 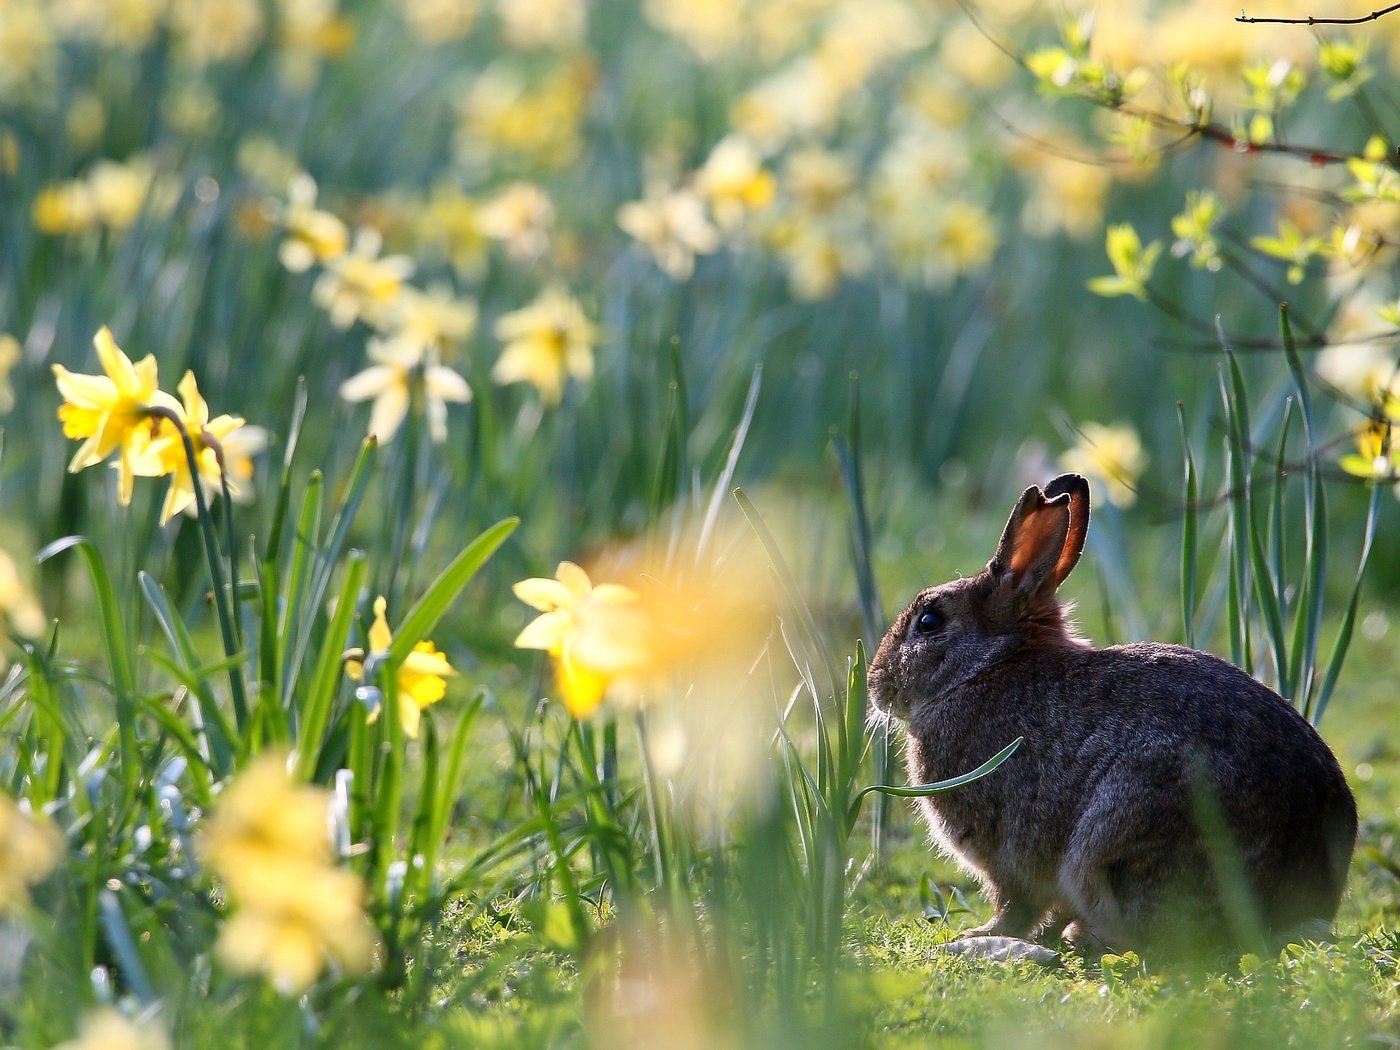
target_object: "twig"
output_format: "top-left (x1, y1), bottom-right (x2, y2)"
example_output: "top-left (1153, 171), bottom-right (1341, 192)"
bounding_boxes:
top-left (1237, 3), bottom-right (1400, 24)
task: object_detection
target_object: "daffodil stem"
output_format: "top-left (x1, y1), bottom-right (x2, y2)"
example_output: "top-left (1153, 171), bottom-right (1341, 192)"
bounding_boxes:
top-left (150, 407), bottom-right (250, 733)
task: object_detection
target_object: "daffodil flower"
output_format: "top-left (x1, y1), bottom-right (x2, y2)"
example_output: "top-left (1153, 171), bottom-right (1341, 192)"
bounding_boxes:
top-left (278, 172), bottom-right (348, 273)
top-left (51, 326), bottom-right (179, 504)
top-left (1059, 421), bottom-right (1147, 508)
top-left (201, 754), bottom-right (378, 994)
top-left (513, 561), bottom-right (654, 717)
top-left (311, 227), bottom-right (414, 329)
top-left (348, 596), bottom-right (456, 739)
top-left (338, 337), bottom-right (472, 444)
top-left (0, 792), bottom-right (60, 913)
top-left (1340, 421), bottom-right (1396, 483)
top-left (138, 371), bottom-right (257, 525)
top-left (617, 182), bottom-right (721, 280)
top-left (492, 286), bottom-right (598, 405)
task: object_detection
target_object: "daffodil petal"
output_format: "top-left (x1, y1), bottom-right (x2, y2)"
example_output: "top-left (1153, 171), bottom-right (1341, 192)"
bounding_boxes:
top-left (512, 577), bottom-right (575, 611)
top-left (367, 385), bottom-right (410, 443)
top-left (339, 364), bottom-right (399, 403)
top-left (555, 561), bottom-right (592, 598)
top-left (514, 609), bottom-right (571, 651)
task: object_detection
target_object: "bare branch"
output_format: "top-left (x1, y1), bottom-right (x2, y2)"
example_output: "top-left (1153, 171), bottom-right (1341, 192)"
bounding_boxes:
top-left (1236, 3), bottom-right (1400, 25)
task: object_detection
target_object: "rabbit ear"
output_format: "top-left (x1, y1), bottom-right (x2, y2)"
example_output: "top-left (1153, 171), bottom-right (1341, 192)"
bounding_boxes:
top-left (988, 484), bottom-right (1073, 597)
top-left (1042, 473), bottom-right (1090, 589)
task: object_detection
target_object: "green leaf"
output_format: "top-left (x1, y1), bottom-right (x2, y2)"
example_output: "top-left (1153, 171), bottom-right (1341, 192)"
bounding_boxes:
top-left (389, 517), bottom-right (519, 663)
top-left (849, 736), bottom-right (1023, 824)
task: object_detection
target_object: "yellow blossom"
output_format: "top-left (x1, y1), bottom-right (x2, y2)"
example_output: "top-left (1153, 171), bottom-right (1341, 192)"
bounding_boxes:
top-left (279, 173), bottom-right (349, 273)
top-left (215, 868), bottom-right (376, 994)
top-left (617, 182), bottom-right (721, 280)
top-left (277, 0), bottom-right (355, 88)
top-left (51, 0), bottom-right (167, 51)
top-left (398, 0), bottom-right (478, 44)
top-left (457, 60), bottom-right (592, 168)
top-left (49, 1008), bottom-right (170, 1050)
top-left (33, 182), bottom-right (98, 236)
top-left (0, 0), bottom-right (57, 103)
top-left (311, 227), bottom-right (414, 329)
top-left (137, 371), bottom-right (257, 525)
top-left (495, 0), bottom-right (586, 50)
top-left (1317, 291), bottom-right (1400, 413)
top-left (880, 199), bottom-right (998, 288)
top-left (385, 285), bottom-right (478, 356)
top-left (643, 0), bottom-right (744, 61)
top-left (414, 183), bottom-right (488, 276)
top-left (1059, 421), bottom-right (1147, 508)
top-left (731, 58), bottom-right (845, 148)
top-left (347, 596), bottom-right (457, 738)
top-left (201, 754), bottom-right (378, 994)
top-left (476, 182), bottom-right (555, 261)
top-left (169, 0), bottom-right (266, 65)
top-left (513, 562), bottom-right (654, 717)
top-left (695, 136), bottom-right (776, 231)
top-left (1087, 223), bottom-right (1162, 300)
top-left (1339, 421), bottom-right (1396, 484)
top-left (87, 157), bottom-right (158, 233)
top-left (52, 327), bottom-right (179, 505)
top-left (339, 337), bottom-right (471, 444)
top-left (770, 212), bottom-right (870, 300)
top-left (783, 147), bottom-right (856, 215)
top-left (1021, 154), bottom-right (1113, 241)
top-left (0, 793), bottom-right (59, 912)
top-left (492, 286), bottom-right (598, 404)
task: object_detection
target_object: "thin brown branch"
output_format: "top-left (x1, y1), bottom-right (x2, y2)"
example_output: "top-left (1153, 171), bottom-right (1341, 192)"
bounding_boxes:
top-left (1236, 3), bottom-right (1400, 24)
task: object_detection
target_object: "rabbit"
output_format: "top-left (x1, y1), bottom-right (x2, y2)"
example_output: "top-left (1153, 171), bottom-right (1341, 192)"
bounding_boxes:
top-left (867, 473), bottom-right (1357, 959)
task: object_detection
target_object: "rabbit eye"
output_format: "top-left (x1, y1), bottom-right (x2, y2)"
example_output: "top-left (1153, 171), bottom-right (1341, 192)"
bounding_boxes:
top-left (913, 608), bottom-right (942, 635)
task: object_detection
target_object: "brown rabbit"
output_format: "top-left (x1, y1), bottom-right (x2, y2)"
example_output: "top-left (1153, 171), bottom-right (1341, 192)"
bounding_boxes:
top-left (867, 473), bottom-right (1357, 958)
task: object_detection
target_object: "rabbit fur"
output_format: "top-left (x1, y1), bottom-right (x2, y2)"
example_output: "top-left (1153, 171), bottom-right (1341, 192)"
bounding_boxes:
top-left (867, 474), bottom-right (1357, 958)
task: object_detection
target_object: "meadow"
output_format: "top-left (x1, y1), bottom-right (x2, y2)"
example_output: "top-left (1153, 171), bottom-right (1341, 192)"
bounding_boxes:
top-left (0, 0), bottom-right (1398, 1046)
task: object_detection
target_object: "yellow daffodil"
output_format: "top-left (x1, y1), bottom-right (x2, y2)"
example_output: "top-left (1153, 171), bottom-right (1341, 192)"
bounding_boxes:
top-left (385, 284), bottom-right (479, 356)
top-left (33, 181), bottom-right (98, 236)
top-left (137, 371), bottom-right (255, 525)
top-left (279, 172), bottom-right (349, 273)
top-left (215, 863), bottom-right (377, 994)
top-left (339, 337), bottom-right (472, 444)
top-left (476, 182), bottom-right (555, 261)
top-left (348, 596), bottom-right (457, 738)
top-left (415, 183), bottom-right (488, 276)
top-left (52, 327), bottom-right (179, 505)
top-left (50, 1008), bottom-right (170, 1050)
top-left (695, 135), bottom-right (776, 231)
top-left (513, 561), bottom-right (654, 717)
top-left (0, 792), bottom-right (60, 912)
top-left (398, 0), bottom-right (479, 45)
top-left (617, 182), bottom-right (721, 280)
top-left (169, 0), bottom-right (266, 66)
top-left (1059, 421), bottom-right (1147, 508)
top-left (496, 0), bottom-right (586, 50)
top-left (201, 754), bottom-right (378, 994)
top-left (492, 286), bottom-right (598, 405)
top-left (311, 227), bottom-right (414, 329)
top-left (1340, 421), bottom-right (1396, 483)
